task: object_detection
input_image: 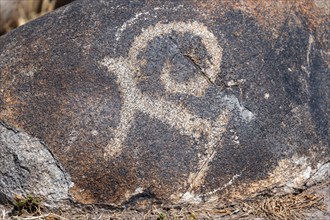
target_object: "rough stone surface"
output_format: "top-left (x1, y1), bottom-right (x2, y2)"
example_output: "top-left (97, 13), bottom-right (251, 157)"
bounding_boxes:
top-left (0, 0), bottom-right (329, 207)
top-left (0, 122), bottom-right (72, 206)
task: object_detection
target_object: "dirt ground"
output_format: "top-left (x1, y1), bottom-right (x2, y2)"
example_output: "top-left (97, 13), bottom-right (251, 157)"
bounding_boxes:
top-left (0, 180), bottom-right (329, 220)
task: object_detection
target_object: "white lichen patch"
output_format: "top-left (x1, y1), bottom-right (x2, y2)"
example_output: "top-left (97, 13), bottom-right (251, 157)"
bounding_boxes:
top-left (224, 95), bottom-right (255, 122)
top-left (306, 163), bottom-right (330, 186)
top-left (180, 192), bottom-right (202, 204)
top-left (24, 70), bottom-right (35, 77)
top-left (228, 152), bottom-right (330, 201)
top-left (264, 93), bottom-right (270, 99)
top-left (306, 34), bottom-right (314, 74)
top-left (91, 129), bottom-right (99, 136)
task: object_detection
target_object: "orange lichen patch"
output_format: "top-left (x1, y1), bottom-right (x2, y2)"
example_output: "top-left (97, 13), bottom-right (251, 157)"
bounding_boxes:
top-left (70, 186), bottom-right (96, 204)
top-left (239, 0), bottom-right (328, 30)
top-left (191, 0), bottom-right (223, 13)
top-left (194, 0), bottom-right (329, 39)
top-left (0, 79), bottom-right (20, 129)
top-left (0, 82), bottom-right (28, 131)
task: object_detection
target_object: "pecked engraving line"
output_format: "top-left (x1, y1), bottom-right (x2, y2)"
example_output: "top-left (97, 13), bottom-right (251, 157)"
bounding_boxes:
top-left (101, 21), bottom-right (228, 192)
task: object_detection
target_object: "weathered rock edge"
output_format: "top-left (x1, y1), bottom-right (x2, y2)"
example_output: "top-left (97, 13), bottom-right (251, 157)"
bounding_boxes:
top-left (0, 119), bottom-right (329, 210)
top-left (0, 121), bottom-right (72, 207)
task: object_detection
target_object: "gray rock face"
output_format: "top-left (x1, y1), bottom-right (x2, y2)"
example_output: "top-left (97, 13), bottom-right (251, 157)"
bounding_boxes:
top-left (0, 0), bottom-right (329, 207)
top-left (0, 122), bottom-right (72, 206)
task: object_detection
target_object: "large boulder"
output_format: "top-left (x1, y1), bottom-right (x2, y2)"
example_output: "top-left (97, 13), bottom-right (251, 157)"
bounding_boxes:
top-left (0, 0), bottom-right (329, 207)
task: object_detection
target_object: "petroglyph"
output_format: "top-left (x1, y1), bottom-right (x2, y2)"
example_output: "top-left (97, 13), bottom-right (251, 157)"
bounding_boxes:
top-left (101, 21), bottom-right (228, 190)
top-left (115, 5), bottom-right (185, 42)
top-left (1, 0), bottom-right (329, 207)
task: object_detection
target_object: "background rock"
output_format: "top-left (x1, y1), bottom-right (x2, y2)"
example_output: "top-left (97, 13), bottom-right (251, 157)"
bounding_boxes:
top-left (0, 0), bottom-right (75, 35)
top-left (0, 122), bottom-right (72, 207)
top-left (0, 0), bottom-right (329, 208)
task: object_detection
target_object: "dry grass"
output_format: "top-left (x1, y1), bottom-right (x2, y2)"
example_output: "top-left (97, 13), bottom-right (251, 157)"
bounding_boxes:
top-left (0, 191), bottom-right (326, 220)
top-left (1, 0), bottom-right (57, 34)
top-left (242, 193), bottom-right (325, 220)
top-left (4, 213), bottom-right (67, 220)
top-left (16, 0), bottom-right (57, 26)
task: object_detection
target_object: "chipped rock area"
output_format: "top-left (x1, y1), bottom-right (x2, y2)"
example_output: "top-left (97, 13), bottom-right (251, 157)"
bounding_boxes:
top-left (226, 155), bottom-right (330, 200)
top-left (0, 122), bottom-right (72, 207)
top-left (0, 0), bottom-right (329, 210)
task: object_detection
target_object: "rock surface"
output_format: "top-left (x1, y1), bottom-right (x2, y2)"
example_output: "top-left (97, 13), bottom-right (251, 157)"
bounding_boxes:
top-left (0, 0), bottom-right (329, 207)
top-left (0, 122), bottom-right (71, 206)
